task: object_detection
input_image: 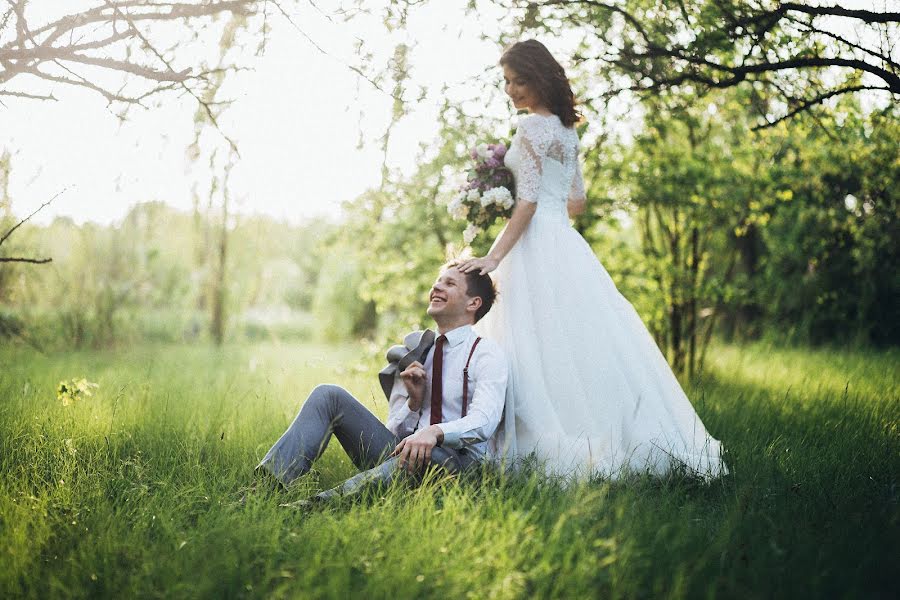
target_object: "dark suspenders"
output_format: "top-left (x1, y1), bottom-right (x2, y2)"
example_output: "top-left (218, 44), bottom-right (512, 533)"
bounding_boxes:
top-left (461, 337), bottom-right (482, 417)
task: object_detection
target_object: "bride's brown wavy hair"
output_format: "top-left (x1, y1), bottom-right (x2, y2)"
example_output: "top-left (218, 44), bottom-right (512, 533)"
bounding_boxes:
top-left (500, 39), bottom-right (581, 128)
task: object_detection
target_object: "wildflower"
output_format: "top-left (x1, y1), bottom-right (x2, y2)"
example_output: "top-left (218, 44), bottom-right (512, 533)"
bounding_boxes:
top-left (58, 378), bottom-right (99, 406)
top-left (463, 224), bottom-right (480, 244)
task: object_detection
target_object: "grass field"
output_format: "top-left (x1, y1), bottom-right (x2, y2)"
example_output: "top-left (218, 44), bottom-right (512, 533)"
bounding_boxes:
top-left (1, 340), bottom-right (897, 599)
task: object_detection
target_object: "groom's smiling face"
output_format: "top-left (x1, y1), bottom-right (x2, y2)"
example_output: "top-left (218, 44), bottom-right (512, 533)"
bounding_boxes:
top-left (427, 267), bottom-right (477, 323)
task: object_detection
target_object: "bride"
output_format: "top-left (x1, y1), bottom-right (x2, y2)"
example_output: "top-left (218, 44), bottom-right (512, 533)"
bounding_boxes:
top-left (459, 40), bottom-right (728, 480)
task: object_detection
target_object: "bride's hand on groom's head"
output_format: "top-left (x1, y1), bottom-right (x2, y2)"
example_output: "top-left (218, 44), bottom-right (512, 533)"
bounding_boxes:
top-left (458, 256), bottom-right (498, 276)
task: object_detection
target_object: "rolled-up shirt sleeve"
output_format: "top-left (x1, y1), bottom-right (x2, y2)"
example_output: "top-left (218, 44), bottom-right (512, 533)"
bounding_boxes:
top-left (385, 376), bottom-right (420, 439)
top-left (438, 341), bottom-right (508, 449)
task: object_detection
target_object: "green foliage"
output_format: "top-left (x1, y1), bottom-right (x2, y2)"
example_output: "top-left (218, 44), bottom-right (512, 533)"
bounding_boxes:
top-left (0, 204), bottom-right (334, 348)
top-left (756, 104), bottom-right (900, 346)
top-left (336, 103), bottom-right (512, 345)
top-left (0, 340), bottom-right (896, 598)
top-left (581, 87), bottom-right (899, 363)
top-left (311, 243), bottom-right (377, 341)
top-left (518, 0), bottom-right (898, 128)
top-left (589, 89), bottom-right (778, 373)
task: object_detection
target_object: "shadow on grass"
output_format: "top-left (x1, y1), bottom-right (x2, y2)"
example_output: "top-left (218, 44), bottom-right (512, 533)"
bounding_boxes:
top-left (1, 343), bottom-right (897, 599)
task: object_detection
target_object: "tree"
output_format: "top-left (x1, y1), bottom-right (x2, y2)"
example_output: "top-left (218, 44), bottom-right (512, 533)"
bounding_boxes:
top-left (0, 184), bottom-right (56, 265)
top-left (335, 99), bottom-right (510, 343)
top-left (507, 0), bottom-right (898, 128)
top-left (754, 101), bottom-right (900, 346)
top-left (592, 89), bottom-right (784, 376)
top-left (0, 1), bottom-right (256, 112)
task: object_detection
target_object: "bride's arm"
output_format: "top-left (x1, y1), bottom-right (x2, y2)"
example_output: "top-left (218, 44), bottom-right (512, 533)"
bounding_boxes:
top-left (459, 118), bottom-right (544, 276)
top-left (491, 200), bottom-right (536, 260)
top-left (567, 148), bottom-right (587, 217)
top-left (567, 198), bottom-right (586, 217)
top-left (458, 200), bottom-right (535, 275)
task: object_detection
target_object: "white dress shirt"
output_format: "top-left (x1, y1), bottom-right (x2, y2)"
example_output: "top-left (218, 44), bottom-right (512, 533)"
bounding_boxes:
top-left (385, 324), bottom-right (508, 459)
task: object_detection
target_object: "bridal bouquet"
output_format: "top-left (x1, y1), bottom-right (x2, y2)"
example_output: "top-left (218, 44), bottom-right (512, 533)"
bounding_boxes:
top-left (447, 142), bottom-right (515, 244)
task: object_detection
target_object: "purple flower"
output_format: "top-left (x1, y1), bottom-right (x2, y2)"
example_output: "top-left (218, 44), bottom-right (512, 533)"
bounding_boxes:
top-left (493, 145), bottom-right (507, 159)
top-left (486, 158), bottom-right (501, 169)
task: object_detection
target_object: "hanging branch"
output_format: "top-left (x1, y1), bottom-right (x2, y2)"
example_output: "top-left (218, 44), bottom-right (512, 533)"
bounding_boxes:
top-left (0, 1), bottom-right (258, 109)
top-left (516, 0), bottom-right (899, 126)
top-left (0, 189), bottom-right (64, 264)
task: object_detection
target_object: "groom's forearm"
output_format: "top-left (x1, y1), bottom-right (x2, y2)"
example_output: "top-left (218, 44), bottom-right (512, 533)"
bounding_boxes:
top-left (406, 391), bottom-right (424, 412)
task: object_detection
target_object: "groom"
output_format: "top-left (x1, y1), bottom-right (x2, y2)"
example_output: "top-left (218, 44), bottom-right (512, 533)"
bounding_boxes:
top-left (255, 260), bottom-right (508, 500)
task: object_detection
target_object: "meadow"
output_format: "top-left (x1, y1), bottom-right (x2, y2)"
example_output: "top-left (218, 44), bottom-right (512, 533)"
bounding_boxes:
top-left (0, 340), bottom-right (897, 599)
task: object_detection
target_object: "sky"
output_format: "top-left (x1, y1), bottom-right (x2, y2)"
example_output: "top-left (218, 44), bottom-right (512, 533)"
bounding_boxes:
top-left (1, 1), bottom-right (519, 226)
top-left (1, 1), bottom-right (890, 227)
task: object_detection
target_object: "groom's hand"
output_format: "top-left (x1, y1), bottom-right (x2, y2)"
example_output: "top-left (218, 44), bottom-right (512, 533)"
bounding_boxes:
top-left (391, 425), bottom-right (444, 474)
top-left (400, 361), bottom-right (428, 411)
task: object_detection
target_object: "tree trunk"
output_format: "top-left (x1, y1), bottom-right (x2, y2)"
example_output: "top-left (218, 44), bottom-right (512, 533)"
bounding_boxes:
top-left (210, 182), bottom-right (229, 346)
top-left (669, 207), bottom-right (683, 374)
top-left (688, 225), bottom-right (699, 378)
top-left (733, 221), bottom-right (761, 338)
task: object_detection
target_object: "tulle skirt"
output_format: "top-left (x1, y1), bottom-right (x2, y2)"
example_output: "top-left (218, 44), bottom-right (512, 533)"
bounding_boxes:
top-left (476, 211), bottom-right (729, 480)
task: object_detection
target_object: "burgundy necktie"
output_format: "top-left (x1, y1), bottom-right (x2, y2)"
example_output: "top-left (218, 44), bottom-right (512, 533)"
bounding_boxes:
top-left (429, 334), bottom-right (447, 425)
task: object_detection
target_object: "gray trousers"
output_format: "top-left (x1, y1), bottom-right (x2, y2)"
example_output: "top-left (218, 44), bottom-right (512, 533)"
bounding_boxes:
top-left (256, 384), bottom-right (477, 499)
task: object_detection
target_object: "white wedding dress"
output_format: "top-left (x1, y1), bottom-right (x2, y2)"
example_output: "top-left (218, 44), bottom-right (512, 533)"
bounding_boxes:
top-left (476, 113), bottom-right (728, 480)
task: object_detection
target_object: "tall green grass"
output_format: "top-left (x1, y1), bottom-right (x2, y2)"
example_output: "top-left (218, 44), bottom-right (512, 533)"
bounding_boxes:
top-left (0, 340), bottom-right (897, 598)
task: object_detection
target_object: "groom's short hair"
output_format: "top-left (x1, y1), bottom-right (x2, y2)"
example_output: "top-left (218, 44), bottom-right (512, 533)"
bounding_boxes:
top-left (443, 259), bottom-right (497, 323)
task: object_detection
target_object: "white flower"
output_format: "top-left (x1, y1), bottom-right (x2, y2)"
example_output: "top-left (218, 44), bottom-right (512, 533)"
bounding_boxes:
top-left (463, 223), bottom-right (480, 244)
top-left (447, 192), bottom-right (472, 220)
top-left (476, 143), bottom-right (491, 160)
top-left (466, 189), bottom-right (481, 204)
top-left (447, 196), bottom-right (461, 217)
top-left (482, 186), bottom-right (512, 209)
top-left (449, 201), bottom-right (468, 220)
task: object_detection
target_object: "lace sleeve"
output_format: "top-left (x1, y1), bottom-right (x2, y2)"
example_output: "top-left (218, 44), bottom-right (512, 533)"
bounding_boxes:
top-left (570, 156), bottom-right (586, 202)
top-left (514, 116), bottom-right (550, 204)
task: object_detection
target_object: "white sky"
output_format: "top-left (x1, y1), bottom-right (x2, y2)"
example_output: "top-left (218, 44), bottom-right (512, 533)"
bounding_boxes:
top-left (1, 1), bottom-right (890, 226)
top-left (1, 1), bottom-right (519, 225)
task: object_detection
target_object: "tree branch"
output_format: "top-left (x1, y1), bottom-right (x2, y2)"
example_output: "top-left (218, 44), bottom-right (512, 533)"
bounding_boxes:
top-left (533, 0), bottom-right (900, 125)
top-left (0, 256), bottom-right (52, 263)
top-left (23, 65), bottom-right (142, 104)
top-left (780, 3), bottom-right (900, 24)
top-left (269, 0), bottom-right (404, 103)
top-left (26, 1), bottom-right (255, 46)
top-left (785, 14), bottom-right (896, 66)
top-left (1, 0), bottom-right (258, 113)
top-left (0, 189), bottom-right (63, 266)
top-left (752, 84), bottom-right (890, 130)
top-left (0, 88), bottom-right (55, 100)
top-left (103, 1), bottom-right (241, 154)
top-left (59, 52), bottom-right (190, 82)
top-left (0, 192), bottom-right (62, 248)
